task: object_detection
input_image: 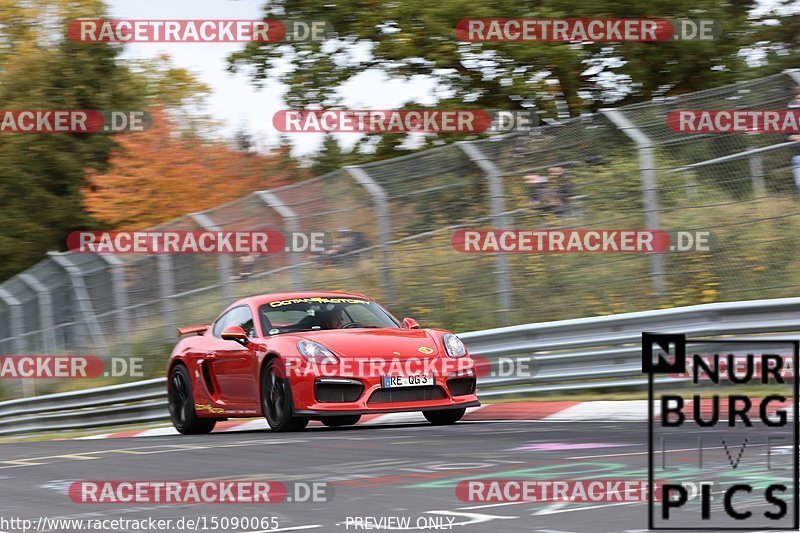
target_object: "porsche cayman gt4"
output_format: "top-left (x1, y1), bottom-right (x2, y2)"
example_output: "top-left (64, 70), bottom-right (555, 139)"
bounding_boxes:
top-left (167, 292), bottom-right (479, 434)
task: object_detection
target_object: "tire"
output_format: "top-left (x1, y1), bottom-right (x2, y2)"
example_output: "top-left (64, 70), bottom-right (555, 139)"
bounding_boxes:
top-left (423, 407), bottom-right (466, 425)
top-left (168, 364), bottom-right (216, 435)
top-left (320, 415), bottom-right (361, 427)
top-left (262, 359), bottom-right (309, 432)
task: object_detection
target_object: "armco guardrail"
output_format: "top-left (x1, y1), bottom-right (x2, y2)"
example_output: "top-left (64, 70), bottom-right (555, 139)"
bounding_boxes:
top-left (1, 297), bottom-right (799, 435)
top-left (0, 379), bottom-right (168, 435)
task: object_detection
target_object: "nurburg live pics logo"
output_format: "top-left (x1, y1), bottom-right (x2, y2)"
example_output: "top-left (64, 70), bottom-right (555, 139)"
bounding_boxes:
top-left (643, 332), bottom-right (799, 530)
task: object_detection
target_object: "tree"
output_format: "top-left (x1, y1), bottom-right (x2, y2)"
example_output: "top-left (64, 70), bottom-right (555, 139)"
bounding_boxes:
top-left (228, 0), bottom-right (791, 125)
top-left (126, 53), bottom-right (219, 137)
top-left (82, 107), bottom-right (306, 229)
top-left (0, 0), bottom-right (144, 280)
top-left (311, 134), bottom-right (347, 175)
top-left (0, 1), bottom-right (241, 280)
top-left (744, 0), bottom-right (800, 74)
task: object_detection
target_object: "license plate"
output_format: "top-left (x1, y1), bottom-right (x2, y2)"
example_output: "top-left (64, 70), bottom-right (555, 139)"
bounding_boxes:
top-left (382, 374), bottom-right (433, 388)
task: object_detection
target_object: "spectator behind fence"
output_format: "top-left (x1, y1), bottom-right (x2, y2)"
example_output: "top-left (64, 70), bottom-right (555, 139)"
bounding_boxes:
top-left (788, 87), bottom-right (800, 191)
top-left (320, 229), bottom-right (369, 265)
top-left (546, 166), bottom-right (574, 216)
top-left (236, 253), bottom-right (256, 280)
top-left (524, 173), bottom-right (549, 209)
top-left (525, 168), bottom-right (575, 216)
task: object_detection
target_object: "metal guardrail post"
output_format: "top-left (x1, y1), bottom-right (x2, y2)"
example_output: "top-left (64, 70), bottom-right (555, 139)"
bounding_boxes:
top-left (459, 141), bottom-right (512, 325)
top-left (95, 254), bottom-right (131, 354)
top-left (48, 252), bottom-right (107, 353)
top-left (18, 273), bottom-right (57, 354)
top-left (157, 255), bottom-right (177, 344)
top-left (0, 286), bottom-right (33, 396)
top-left (256, 191), bottom-right (303, 290)
top-left (601, 109), bottom-right (666, 296)
top-left (189, 211), bottom-right (233, 301)
top-left (345, 166), bottom-right (393, 304)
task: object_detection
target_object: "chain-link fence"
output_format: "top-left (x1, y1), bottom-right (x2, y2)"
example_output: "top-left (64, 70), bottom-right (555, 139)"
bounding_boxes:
top-left (1, 69), bottom-right (799, 396)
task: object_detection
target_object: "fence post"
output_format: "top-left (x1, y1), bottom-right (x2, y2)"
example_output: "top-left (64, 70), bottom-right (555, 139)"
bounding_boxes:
top-left (459, 141), bottom-right (513, 325)
top-left (345, 166), bottom-right (393, 304)
top-left (749, 154), bottom-right (765, 197)
top-left (95, 254), bottom-right (131, 355)
top-left (189, 211), bottom-right (233, 301)
top-left (601, 109), bottom-right (666, 296)
top-left (47, 252), bottom-right (107, 353)
top-left (18, 273), bottom-right (57, 354)
top-left (256, 191), bottom-right (303, 290)
top-left (157, 255), bottom-right (177, 344)
top-left (0, 286), bottom-right (33, 396)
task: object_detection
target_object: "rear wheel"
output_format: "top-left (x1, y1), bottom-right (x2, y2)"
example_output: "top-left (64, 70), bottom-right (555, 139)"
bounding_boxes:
top-left (423, 408), bottom-right (466, 425)
top-left (168, 364), bottom-right (216, 435)
top-left (262, 359), bottom-right (308, 432)
top-left (320, 415), bottom-right (361, 427)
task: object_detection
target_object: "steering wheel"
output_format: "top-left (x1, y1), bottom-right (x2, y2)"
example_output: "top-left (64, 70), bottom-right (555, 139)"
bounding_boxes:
top-left (341, 322), bottom-right (366, 329)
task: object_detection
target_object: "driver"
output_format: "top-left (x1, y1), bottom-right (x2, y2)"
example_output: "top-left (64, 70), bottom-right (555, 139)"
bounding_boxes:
top-left (324, 306), bottom-right (346, 329)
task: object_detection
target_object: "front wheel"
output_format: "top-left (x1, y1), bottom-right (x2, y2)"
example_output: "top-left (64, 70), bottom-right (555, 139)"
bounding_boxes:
top-left (321, 415), bottom-right (361, 427)
top-left (262, 359), bottom-right (309, 432)
top-left (423, 408), bottom-right (466, 425)
top-left (168, 364), bottom-right (216, 435)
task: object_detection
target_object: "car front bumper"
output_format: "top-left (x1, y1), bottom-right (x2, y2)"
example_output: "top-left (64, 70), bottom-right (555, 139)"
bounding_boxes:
top-left (288, 362), bottom-right (479, 415)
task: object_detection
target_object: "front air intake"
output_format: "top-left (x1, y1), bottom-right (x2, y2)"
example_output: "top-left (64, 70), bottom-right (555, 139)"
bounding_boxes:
top-left (446, 377), bottom-right (476, 396)
top-left (367, 386), bottom-right (447, 404)
top-left (314, 379), bottom-right (364, 403)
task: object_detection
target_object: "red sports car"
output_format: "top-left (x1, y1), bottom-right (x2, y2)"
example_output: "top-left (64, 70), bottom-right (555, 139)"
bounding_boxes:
top-left (167, 291), bottom-right (479, 434)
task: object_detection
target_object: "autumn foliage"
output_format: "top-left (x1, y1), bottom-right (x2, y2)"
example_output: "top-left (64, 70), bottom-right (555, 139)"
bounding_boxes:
top-left (83, 107), bottom-right (303, 229)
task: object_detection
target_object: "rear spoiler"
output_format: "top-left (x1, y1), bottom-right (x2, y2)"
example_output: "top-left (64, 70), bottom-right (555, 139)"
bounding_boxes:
top-left (177, 325), bottom-right (209, 337)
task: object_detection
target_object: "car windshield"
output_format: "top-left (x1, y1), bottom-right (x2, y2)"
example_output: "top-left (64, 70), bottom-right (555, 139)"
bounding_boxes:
top-left (259, 297), bottom-right (401, 336)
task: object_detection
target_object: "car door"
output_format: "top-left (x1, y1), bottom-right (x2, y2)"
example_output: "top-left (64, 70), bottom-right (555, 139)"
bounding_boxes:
top-left (207, 305), bottom-right (259, 407)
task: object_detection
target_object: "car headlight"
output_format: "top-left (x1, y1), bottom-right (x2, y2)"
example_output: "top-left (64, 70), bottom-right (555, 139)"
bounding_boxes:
top-left (443, 334), bottom-right (467, 358)
top-left (297, 340), bottom-right (339, 364)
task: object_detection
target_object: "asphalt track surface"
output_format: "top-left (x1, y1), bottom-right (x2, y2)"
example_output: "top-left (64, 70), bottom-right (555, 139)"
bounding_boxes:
top-left (0, 420), bottom-right (794, 533)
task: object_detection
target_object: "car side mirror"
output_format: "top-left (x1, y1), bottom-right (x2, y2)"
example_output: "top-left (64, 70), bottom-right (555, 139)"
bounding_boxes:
top-left (402, 317), bottom-right (420, 329)
top-left (221, 325), bottom-right (249, 345)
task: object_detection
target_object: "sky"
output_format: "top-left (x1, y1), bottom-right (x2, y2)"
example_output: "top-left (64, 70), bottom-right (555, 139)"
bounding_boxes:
top-left (106, 0), bottom-right (437, 155)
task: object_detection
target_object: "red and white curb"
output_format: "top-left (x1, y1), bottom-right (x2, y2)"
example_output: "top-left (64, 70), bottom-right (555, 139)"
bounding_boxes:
top-left (71, 398), bottom-right (793, 439)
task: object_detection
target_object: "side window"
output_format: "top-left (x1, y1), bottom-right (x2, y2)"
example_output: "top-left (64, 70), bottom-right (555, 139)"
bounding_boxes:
top-left (227, 306), bottom-right (256, 338)
top-left (213, 306), bottom-right (256, 338)
top-left (212, 310), bottom-right (231, 337)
